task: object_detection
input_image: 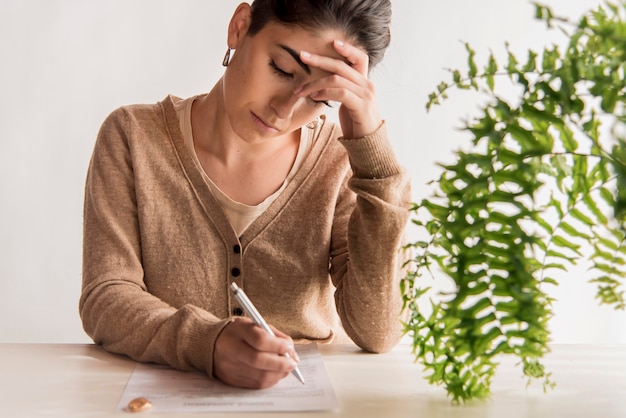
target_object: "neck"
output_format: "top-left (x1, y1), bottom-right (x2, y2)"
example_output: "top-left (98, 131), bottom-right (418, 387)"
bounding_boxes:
top-left (192, 80), bottom-right (298, 166)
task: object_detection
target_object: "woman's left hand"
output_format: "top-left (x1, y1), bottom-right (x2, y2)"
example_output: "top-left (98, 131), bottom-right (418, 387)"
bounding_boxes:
top-left (295, 40), bottom-right (382, 139)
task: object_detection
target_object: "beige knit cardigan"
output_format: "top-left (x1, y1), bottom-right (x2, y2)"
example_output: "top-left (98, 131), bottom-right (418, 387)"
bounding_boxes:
top-left (80, 95), bottom-right (411, 378)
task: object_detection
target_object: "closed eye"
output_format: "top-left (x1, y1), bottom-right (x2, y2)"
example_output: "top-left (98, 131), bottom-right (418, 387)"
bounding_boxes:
top-left (310, 97), bottom-right (333, 108)
top-left (269, 60), bottom-right (293, 79)
top-left (270, 60), bottom-right (332, 108)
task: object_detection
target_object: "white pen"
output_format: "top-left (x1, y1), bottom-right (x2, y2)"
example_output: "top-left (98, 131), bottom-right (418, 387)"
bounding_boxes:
top-left (230, 282), bottom-right (305, 385)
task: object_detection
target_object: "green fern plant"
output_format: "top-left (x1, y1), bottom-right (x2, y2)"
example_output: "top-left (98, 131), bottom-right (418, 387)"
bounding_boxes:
top-left (402, 1), bottom-right (626, 403)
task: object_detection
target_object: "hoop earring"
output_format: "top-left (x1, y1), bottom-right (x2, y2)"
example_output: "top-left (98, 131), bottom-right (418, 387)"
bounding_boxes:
top-left (222, 48), bottom-right (232, 67)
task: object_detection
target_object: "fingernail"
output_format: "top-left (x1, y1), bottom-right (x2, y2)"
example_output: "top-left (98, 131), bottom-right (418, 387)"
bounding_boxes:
top-left (293, 86), bottom-right (303, 95)
top-left (300, 50), bottom-right (312, 58)
top-left (335, 39), bottom-right (344, 47)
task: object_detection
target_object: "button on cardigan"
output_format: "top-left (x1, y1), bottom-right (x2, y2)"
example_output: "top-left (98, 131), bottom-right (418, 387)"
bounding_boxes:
top-left (80, 95), bottom-right (411, 379)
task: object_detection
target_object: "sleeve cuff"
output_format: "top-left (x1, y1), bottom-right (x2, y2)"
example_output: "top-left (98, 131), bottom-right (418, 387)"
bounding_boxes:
top-left (338, 121), bottom-right (402, 179)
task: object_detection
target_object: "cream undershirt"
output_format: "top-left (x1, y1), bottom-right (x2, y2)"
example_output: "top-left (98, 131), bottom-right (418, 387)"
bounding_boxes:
top-left (175, 95), bottom-right (319, 236)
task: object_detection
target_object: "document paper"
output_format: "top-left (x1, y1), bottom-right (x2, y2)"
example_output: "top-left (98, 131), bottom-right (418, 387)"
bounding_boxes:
top-left (116, 343), bottom-right (339, 413)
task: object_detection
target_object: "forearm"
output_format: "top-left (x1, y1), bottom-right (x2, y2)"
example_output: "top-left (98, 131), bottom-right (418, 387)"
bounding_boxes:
top-left (332, 124), bottom-right (411, 353)
top-left (332, 178), bottom-right (410, 352)
top-left (79, 278), bottom-right (230, 377)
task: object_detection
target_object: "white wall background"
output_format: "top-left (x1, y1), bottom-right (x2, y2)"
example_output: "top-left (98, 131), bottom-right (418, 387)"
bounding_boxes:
top-left (1, 0), bottom-right (623, 344)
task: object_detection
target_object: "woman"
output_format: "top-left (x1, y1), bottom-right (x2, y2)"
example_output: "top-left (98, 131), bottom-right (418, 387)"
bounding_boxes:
top-left (80, 0), bottom-right (410, 389)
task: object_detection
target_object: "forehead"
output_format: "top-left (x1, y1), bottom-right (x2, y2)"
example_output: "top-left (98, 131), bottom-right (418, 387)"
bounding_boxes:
top-left (252, 21), bottom-right (347, 61)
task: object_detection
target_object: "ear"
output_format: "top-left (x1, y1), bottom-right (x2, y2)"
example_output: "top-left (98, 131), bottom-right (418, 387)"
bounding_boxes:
top-left (227, 3), bottom-right (252, 49)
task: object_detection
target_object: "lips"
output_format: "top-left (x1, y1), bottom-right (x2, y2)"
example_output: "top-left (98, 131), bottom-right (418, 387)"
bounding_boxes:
top-left (250, 111), bottom-right (279, 133)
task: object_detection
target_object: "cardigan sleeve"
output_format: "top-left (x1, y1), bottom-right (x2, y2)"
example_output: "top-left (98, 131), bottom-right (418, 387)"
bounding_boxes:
top-left (331, 122), bottom-right (411, 353)
top-left (79, 107), bottom-right (231, 378)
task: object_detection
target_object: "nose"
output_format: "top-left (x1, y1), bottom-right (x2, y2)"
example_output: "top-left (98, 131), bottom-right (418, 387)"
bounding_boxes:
top-left (269, 89), bottom-right (300, 120)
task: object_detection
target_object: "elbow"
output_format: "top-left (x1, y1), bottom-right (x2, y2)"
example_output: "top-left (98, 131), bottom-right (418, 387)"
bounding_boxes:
top-left (355, 335), bottom-right (400, 354)
top-left (348, 324), bottom-right (404, 354)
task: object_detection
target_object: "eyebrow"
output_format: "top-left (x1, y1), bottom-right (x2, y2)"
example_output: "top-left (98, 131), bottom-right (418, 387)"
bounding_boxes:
top-left (279, 44), bottom-right (311, 75)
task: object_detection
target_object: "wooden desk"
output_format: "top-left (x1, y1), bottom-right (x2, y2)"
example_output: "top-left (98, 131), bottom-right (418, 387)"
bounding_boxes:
top-left (1, 343), bottom-right (625, 417)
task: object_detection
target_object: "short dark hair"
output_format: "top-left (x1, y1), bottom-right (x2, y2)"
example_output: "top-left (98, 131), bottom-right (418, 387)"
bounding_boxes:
top-left (248, 0), bottom-right (392, 68)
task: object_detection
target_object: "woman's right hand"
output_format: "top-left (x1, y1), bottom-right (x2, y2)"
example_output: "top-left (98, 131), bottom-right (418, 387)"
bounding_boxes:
top-left (213, 317), bottom-right (299, 389)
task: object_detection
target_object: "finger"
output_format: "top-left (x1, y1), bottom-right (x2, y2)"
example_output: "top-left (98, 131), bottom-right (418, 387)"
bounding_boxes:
top-left (295, 51), bottom-right (372, 106)
top-left (241, 321), bottom-right (295, 356)
top-left (270, 325), bottom-right (300, 362)
top-left (332, 39), bottom-right (369, 75)
top-left (308, 82), bottom-right (366, 106)
top-left (298, 50), bottom-right (363, 86)
top-left (298, 40), bottom-right (369, 77)
top-left (227, 366), bottom-right (292, 389)
top-left (239, 344), bottom-right (297, 372)
top-left (213, 321), bottom-right (296, 389)
top-left (217, 350), bottom-right (292, 389)
top-left (217, 319), bottom-right (294, 366)
top-left (233, 320), bottom-right (299, 369)
top-left (296, 74), bottom-right (365, 108)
